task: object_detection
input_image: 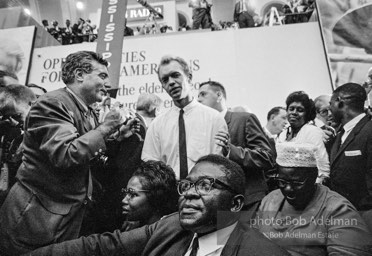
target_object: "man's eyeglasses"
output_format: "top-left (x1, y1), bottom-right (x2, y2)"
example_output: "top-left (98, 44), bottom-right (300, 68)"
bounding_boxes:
top-left (275, 177), bottom-right (308, 189)
top-left (317, 108), bottom-right (330, 116)
top-left (177, 177), bottom-right (238, 196)
top-left (121, 188), bottom-right (150, 199)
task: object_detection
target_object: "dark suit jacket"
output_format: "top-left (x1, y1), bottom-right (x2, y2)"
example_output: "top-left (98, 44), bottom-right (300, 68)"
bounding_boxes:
top-left (26, 213), bottom-right (290, 256)
top-left (0, 88), bottom-right (106, 254)
top-left (225, 112), bottom-right (275, 205)
top-left (330, 115), bottom-right (372, 210)
top-left (87, 113), bottom-right (147, 233)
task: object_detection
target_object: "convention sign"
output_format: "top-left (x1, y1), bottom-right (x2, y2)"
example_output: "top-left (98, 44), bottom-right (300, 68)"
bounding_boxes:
top-left (96, 0), bottom-right (128, 92)
top-left (29, 22), bottom-right (332, 123)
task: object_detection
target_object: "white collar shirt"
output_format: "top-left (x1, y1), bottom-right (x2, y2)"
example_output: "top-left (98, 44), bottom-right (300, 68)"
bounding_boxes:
top-left (184, 222), bottom-right (237, 256)
top-left (141, 98), bottom-right (227, 178)
top-left (341, 113), bottom-right (366, 144)
top-left (263, 126), bottom-right (276, 140)
top-left (66, 87), bottom-right (88, 113)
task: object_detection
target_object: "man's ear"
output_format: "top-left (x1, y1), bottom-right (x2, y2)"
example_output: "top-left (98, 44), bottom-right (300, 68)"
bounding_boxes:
top-left (230, 194), bottom-right (244, 212)
top-left (188, 73), bottom-right (192, 83)
top-left (75, 69), bottom-right (84, 82)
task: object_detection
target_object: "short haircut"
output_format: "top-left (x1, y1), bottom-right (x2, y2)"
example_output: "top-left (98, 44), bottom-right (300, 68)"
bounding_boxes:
top-left (136, 93), bottom-right (162, 114)
top-left (133, 160), bottom-right (178, 216)
top-left (0, 84), bottom-right (35, 111)
top-left (333, 83), bottom-right (366, 112)
top-left (157, 55), bottom-right (192, 81)
top-left (195, 154), bottom-right (245, 195)
top-left (27, 83), bottom-right (47, 94)
top-left (0, 70), bottom-right (18, 87)
top-left (313, 95), bottom-right (330, 113)
top-left (62, 51), bottom-right (108, 85)
top-left (267, 106), bottom-right (286, 121)
top-left (199, 81), bottom-right (227, 100)
top-left (285, 91), bottom-right (316, 123)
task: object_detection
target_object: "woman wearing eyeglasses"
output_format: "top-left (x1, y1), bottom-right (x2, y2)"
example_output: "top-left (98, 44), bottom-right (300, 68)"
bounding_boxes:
top-left (254, 142), bottom-right (372, 255)
top-left (121, 160), bottom-right (178, 231)
top-left (277, 91), bottom-right (330, 184)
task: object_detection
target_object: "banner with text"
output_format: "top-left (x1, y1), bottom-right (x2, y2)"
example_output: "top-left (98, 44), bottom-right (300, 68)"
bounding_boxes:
top-left (29, 24), bottom-right (332, 123)
top-left (96, 0), bottom-right (128, 92)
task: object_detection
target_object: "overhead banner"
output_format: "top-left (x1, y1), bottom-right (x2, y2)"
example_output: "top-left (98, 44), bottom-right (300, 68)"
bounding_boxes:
top-left (126, 5), bottom-right (164, 22)
top-left (0, 26), bottom-right (36, 84)
top-left (317, 0), bottom-right (372, 88)
top-left (96, 0), bottom-right (128, 91)
top-left (29, 22), bottom-right (332, 123)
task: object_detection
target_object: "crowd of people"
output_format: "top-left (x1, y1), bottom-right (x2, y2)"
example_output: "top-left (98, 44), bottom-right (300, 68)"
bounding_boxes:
top-left (39, 0), bottom-right (316, 46)
top-left (42, 18), bottom-right (97, 45)
top-left (0, 50), bottom-right (372, 256)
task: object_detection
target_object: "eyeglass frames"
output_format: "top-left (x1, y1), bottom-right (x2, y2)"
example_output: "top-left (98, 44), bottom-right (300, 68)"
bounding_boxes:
top-left (121, 187), bottom-right (150, 199)
top-left (275, 177), bottom-right (308, 189)
top-left (177, 177), bottom-right (239, 196)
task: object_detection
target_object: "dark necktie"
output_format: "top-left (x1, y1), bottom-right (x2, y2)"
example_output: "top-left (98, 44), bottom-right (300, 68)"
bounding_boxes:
top-left (189, 236), bottom-right (199, 256)
top-left (334, 127), bottom-right (345, 152)
top-left (179, 109), bottom-right (188, 179)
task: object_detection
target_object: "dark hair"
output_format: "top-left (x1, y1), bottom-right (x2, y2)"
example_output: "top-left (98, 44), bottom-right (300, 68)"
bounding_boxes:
top-left (0, 84), bottom-right (35, 109)
top-left (133, 160), bottom-right (178, 216)
top-left (267, 106), bottom-right (286, 121)
top-left (333, 83), bottom-right (366, 112)
top-left (199, 81), bottom-right (227, 100)
top-left (196, 154), bottom-right (245, 195)
top-left (285, 91), bottom-right (316, 122)
top-left (62, 51), bottom-right (108, 85)
top-left (158, 55), bottom-right (192, 81)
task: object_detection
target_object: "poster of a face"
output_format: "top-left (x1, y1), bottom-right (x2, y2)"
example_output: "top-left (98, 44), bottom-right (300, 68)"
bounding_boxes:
top-left (0, 26), bottom-right (36, 84)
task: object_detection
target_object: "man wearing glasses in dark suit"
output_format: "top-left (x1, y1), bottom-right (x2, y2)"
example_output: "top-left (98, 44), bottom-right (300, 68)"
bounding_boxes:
top-left (26, 155), bottom-right (290, 256)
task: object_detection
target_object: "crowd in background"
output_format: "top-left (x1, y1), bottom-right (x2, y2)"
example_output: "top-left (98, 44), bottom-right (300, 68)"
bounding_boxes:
top-left (40, 0), bottom-right (316, 46)
top-left (1, 49), bottom-right (372, 255)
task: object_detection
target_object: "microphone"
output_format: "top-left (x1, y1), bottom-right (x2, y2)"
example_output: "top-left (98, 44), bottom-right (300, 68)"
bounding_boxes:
top-left (137, 0), bottom-right (164, 19)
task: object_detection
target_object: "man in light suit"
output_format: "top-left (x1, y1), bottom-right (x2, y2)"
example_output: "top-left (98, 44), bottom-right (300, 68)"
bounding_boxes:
top-left (329, 82), bottom-right (372, 213)
top-left (26, 154), bottom-right (290, 256)
top-left (0, 51), bottom-right (137, 255)
top-left (198, 81), bottom-right (275, 220)
top-left (233, 0), bottom-right (255, 28)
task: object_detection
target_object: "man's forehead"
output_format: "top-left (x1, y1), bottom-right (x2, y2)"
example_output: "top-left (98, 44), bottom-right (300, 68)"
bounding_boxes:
top-left (278, 109), bottom-right (287, 115)
top-left (187, 161), bottom-right (225, 180)
top-left (279, 166), bottom-right (309, 179)
top-left (159, 61), bottom-right (184, 76)
top-left (199, 85), bottom-right (211, 93)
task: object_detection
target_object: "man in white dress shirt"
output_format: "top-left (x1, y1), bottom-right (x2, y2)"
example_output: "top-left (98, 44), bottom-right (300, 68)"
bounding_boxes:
top-left (141, 55), bottom-right (227, 179)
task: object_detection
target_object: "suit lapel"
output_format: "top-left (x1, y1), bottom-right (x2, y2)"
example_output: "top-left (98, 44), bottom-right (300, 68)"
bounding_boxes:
top-left (331, 116), bottom-right (369, 165)
top-left (220, 223), bottom-right (241, 256)
top-left (65, 88), bottom-right (92, 133)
